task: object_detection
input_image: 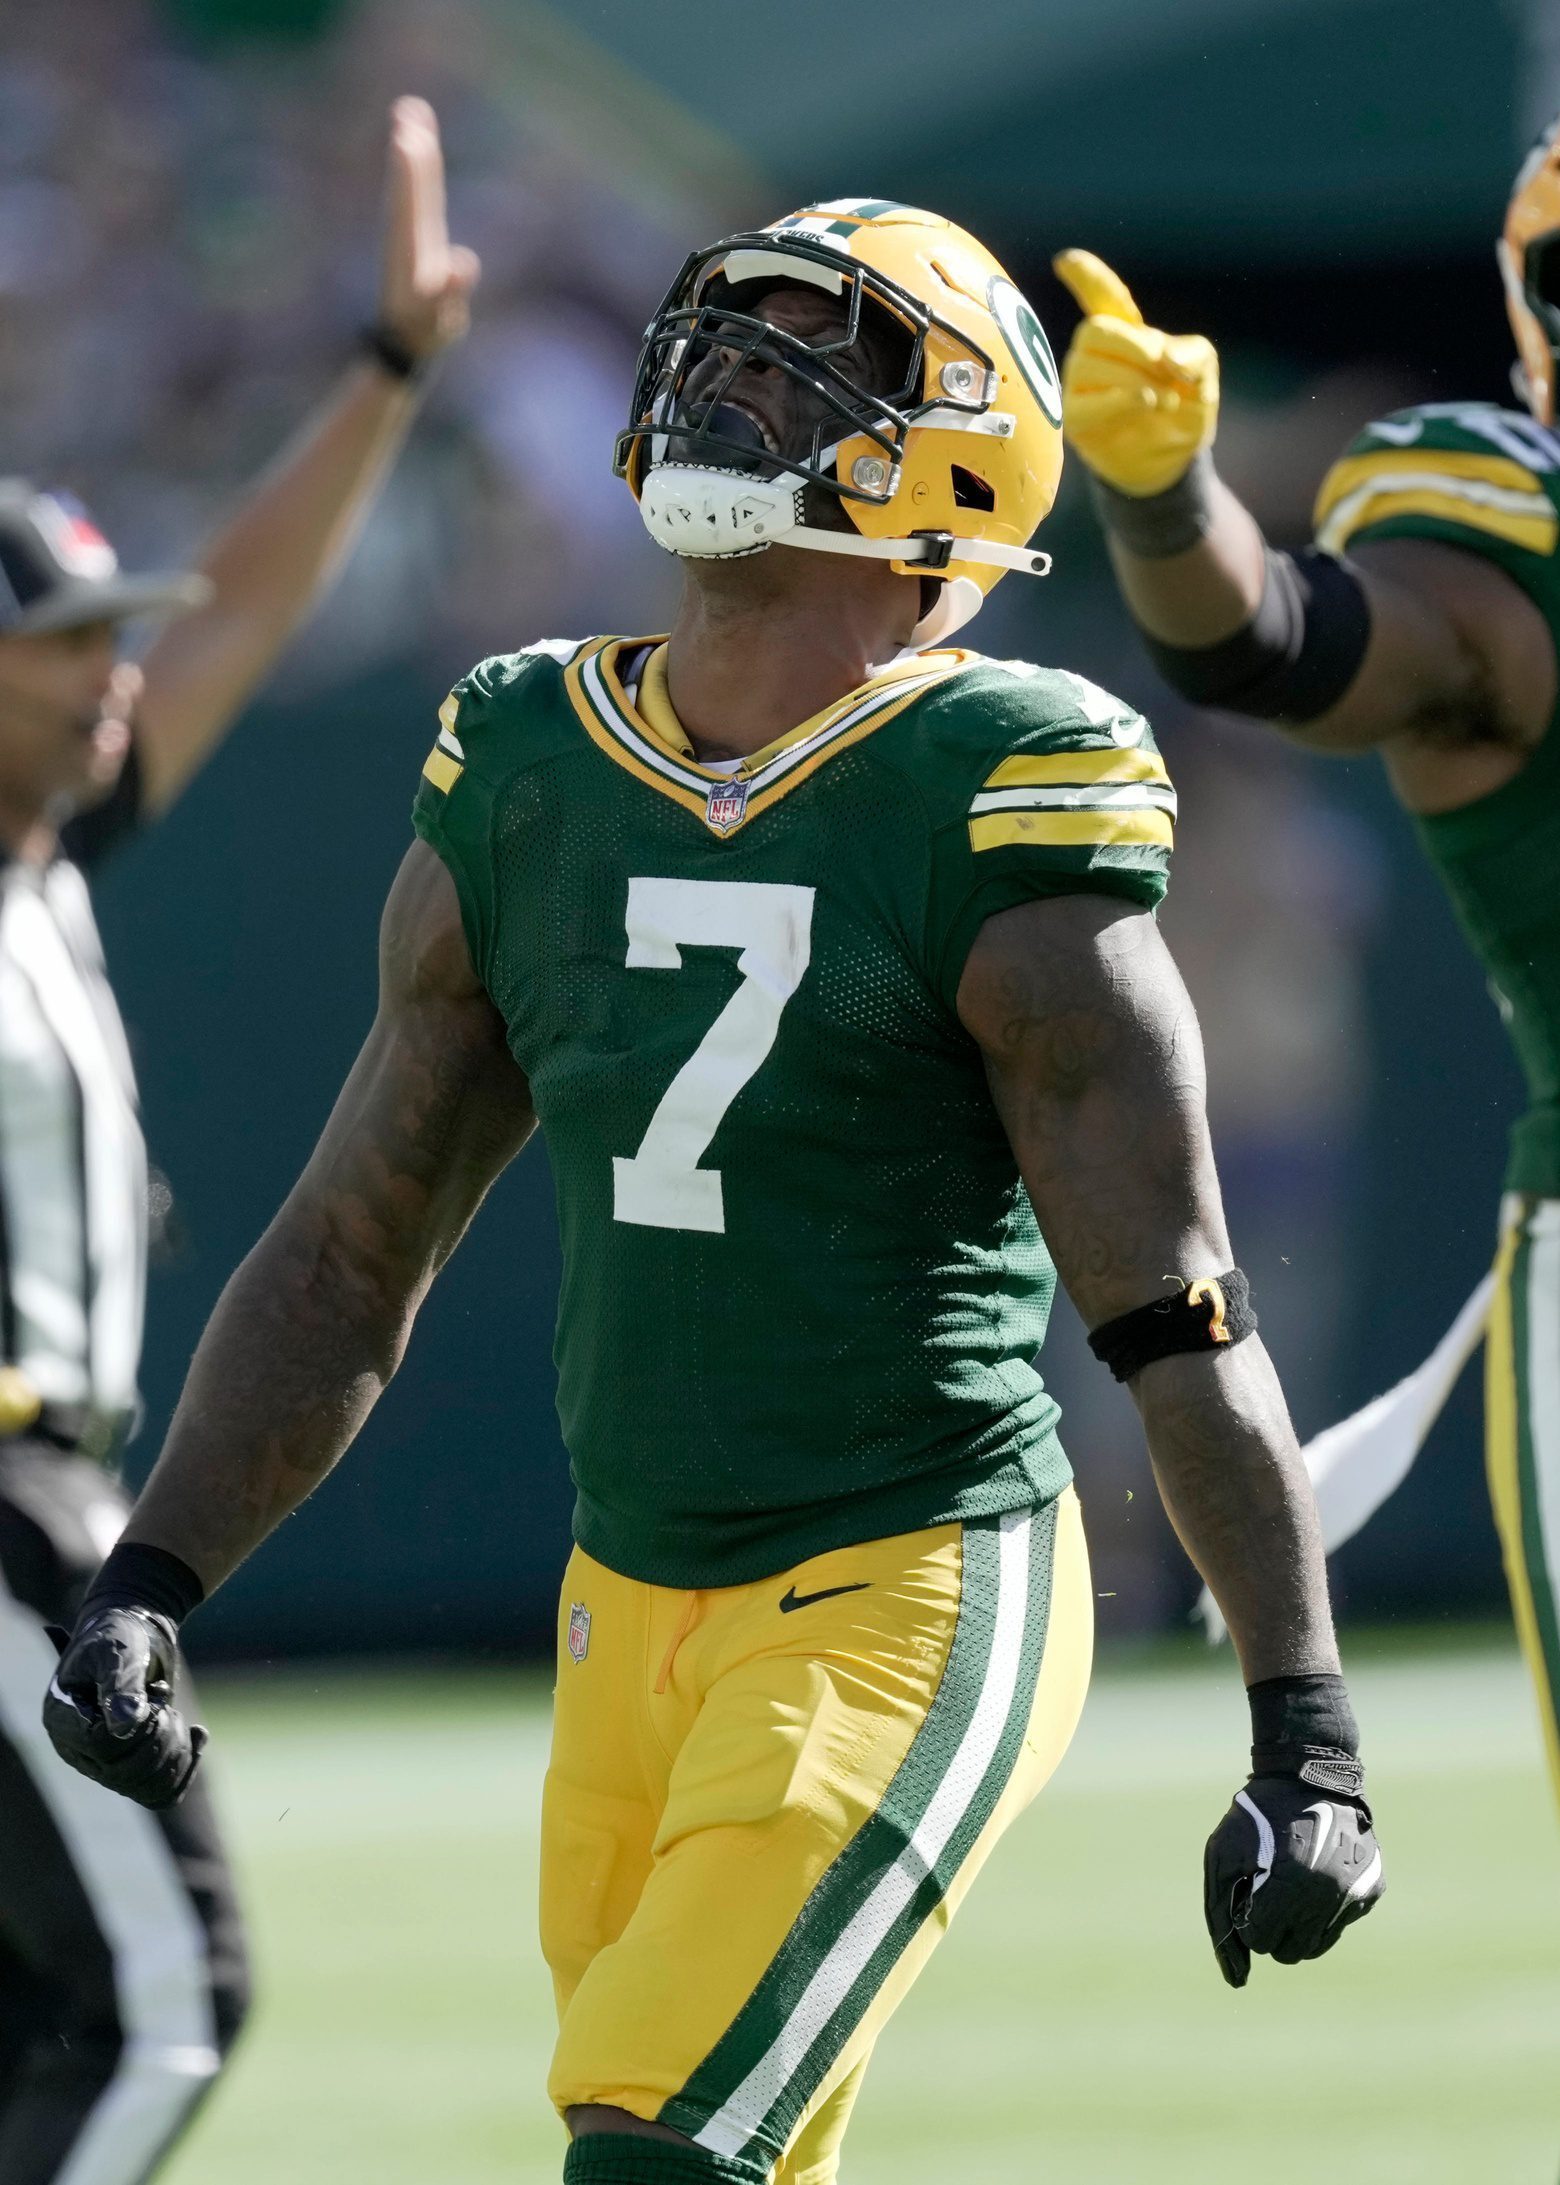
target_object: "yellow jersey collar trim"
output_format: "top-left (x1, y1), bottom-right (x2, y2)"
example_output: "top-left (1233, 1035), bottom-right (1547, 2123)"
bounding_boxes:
top-left (563, 636), bottom-right (976, 838)
top-left (592, 637), bottom-right (972, 786)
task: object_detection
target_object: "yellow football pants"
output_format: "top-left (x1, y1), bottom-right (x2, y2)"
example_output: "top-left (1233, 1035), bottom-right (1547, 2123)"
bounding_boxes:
top-left (1488, 1196), bottom-right (1560, 1805)
top-left (541, 1489), bottom-right (1092, 2182)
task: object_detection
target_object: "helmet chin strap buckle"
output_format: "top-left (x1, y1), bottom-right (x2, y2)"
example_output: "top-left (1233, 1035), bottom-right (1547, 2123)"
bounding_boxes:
top-left (909, 531), bottom-right (955, 571)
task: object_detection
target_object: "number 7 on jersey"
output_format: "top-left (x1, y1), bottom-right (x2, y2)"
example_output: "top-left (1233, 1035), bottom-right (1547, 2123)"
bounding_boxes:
top-left (612, 876), bottom-right (816, 1235)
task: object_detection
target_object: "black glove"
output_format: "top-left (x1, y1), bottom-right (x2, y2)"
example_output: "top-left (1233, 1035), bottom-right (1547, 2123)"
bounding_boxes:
top-left (44, 1603), bottom-right (207, 1810)
top-left (1203, 1672), bottom-right (1384, 1988)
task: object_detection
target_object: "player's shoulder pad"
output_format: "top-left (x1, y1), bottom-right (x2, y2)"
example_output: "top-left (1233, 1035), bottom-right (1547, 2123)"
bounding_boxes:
top-left (422, 638), bottom-right (589, 797)
top-left (1315, 400), bottom-right (1560, 559)
top-left (912, 655), bottom-right (1175, 854)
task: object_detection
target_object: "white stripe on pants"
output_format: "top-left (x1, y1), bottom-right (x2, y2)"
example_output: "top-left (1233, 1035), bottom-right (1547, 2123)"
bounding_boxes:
top-left (1517, 1197), bottom-right (1560, 1655)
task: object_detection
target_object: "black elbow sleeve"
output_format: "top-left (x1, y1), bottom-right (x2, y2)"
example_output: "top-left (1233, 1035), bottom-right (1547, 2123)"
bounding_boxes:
top-left (1141, 547), bottom-right (1371, 723)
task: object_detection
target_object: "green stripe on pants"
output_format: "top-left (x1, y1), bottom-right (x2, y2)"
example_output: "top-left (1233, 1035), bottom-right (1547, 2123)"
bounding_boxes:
top-left (662, 1501), bottom-right (1055, 2168)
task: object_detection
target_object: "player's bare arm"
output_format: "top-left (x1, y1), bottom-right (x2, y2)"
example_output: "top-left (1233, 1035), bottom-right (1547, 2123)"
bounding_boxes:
top-left (133, 842), bottom-right (531, 1586)
top-left (130, 98), bottom-right (479, 814)
top-left (960, 892), bottom-right (1332, 1682)
top-left (961, 892), bottom-right (1381, 1982)
top-left (1050, 251), bottom-right (1556, 795)
top-left (42, 842), bottom-right (532, 1804)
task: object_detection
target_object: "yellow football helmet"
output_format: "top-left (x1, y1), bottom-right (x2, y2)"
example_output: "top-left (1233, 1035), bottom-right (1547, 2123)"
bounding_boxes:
top-left (1500, 112), bottom-right (1560, 425)
top-left (614, 199), bottom-right (1064, 646)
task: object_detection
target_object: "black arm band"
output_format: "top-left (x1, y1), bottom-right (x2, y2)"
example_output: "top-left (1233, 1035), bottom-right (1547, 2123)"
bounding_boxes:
top-left (1141, 544), bottom-right (1371, 722)
top-left (1247, 1672), bottom-right (1364, 1796)
top-left (1087, 1268), bottom-right (1256, 1383)
top-left (81, 1541), bottom-right (206, 1629)
top-left (1087, 448), bottom-right (1217, 559)
top-left (358, 322), bottom-right (426, 385)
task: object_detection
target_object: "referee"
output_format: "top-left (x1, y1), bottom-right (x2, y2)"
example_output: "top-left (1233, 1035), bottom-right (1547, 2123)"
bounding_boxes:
top-left (0, 99), bottom-right (476, 2185)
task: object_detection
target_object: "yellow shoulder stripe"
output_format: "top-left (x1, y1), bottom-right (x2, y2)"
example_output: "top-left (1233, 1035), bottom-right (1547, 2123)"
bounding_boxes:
top-left (438, 692), bottom-right (460, 735)
top-left (1315, 448), bottom-right (1556, 555)
top-left (422, 746), bottom-right (462, 793)
top-left (983, 747), bottom-right (1167, 790)
top-left (1316, 446), bottom-right (1544, 517)
top-left (969, 808), bottom-right (1173, 853)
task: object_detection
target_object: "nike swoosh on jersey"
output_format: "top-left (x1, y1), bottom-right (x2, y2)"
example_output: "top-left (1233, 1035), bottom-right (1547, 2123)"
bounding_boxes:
top-left (778, 1581), bottom-right (871, 1613)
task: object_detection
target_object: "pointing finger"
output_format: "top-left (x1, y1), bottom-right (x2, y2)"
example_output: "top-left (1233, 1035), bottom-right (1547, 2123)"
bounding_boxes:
top-left (1052, 249), bottom-right (1145, 327)
top-left (402, 98), bottom-right (448, 278)
top-left (385, 98), bottom-right (441, 285)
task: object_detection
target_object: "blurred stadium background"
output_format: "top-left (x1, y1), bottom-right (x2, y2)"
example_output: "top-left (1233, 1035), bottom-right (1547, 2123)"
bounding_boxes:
top-left (9, 0), bottom-right (1559, 2174)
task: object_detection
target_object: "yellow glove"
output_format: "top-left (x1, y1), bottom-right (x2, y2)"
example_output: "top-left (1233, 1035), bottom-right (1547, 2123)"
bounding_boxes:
top-left (1051, 250), bottom-right (1220, 499)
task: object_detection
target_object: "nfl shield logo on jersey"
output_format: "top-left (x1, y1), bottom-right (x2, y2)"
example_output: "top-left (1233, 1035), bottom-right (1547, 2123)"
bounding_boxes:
top-left (567, 1601), bottom-right (592, 1664)
top-left (704, 776), bottom-right (749, 836)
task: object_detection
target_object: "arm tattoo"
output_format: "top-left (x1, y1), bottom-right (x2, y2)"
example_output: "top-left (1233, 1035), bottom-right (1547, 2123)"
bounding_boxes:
top-left (126, 844), bottom-right (535, 1593)
top-left (959, 895), bottom-right (1338, 1684)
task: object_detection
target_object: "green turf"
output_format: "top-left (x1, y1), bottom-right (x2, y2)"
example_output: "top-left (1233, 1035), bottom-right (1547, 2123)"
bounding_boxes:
top-left (159, 1639), bottom-right (1560, 2184)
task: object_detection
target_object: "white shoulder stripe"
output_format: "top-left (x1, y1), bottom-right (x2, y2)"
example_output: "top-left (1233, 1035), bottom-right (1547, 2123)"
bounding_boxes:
top-left (970, 782), bottom-right (1178, 819)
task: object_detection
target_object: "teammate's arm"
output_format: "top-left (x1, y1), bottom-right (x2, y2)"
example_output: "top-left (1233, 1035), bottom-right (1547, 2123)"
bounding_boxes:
top-left (1051, 251), bottom-right (1554, 758)
top-left (132, 99), bottom-right (480, 814)
top-left (960, 892), bottom-right (1383, 1982)
top-left (43, 842), bottom-right (533, 1801)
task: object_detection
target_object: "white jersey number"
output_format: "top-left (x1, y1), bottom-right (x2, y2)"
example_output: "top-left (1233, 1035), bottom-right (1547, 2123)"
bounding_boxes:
top-left (612, 876), bottom-right (815, 1234)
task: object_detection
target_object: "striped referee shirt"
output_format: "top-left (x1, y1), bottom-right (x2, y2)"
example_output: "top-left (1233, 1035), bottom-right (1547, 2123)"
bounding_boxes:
top-left (0, 752), bottom-right (146, 1431)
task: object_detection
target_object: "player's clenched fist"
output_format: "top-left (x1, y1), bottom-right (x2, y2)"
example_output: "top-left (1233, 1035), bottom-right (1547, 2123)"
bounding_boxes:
top-left (1051, 250), bottom-right (1220, 498)
top-left (44, 1607), bottom-right (207, 1810)
top-left (1203, 1772), bottom-right (1384, 1988)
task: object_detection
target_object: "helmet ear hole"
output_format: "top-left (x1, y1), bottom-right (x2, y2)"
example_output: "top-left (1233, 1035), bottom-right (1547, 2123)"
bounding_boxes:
top-left (950, 465), bottom-right (995, 512)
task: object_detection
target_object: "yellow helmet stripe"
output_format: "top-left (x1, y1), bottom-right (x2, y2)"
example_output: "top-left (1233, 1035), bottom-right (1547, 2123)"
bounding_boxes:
top-left (969, 808), bottom-right (1173, 853)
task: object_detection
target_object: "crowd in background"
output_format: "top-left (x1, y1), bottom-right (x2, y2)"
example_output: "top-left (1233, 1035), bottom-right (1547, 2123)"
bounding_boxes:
top-left (0, 0), bottom-right (703, 690)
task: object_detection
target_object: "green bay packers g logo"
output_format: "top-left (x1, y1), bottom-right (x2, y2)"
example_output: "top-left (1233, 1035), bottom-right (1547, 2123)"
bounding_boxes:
top-left (987, 277), bottom-right (1062, 426)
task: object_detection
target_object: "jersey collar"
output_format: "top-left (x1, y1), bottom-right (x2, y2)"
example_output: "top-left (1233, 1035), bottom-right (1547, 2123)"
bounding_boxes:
top-left (564, 636), bottom-right (972, 839)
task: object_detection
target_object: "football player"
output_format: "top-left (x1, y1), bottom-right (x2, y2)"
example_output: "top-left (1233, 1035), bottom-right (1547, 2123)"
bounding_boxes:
top-left (1054, 114), bottom-right (1560, 1812)
top-left (44, 202), bottom-right (1381, 2183)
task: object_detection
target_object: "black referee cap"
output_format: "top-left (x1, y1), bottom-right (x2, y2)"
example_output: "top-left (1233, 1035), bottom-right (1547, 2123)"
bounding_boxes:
top-left (0, 482), bottom-right (210, 637)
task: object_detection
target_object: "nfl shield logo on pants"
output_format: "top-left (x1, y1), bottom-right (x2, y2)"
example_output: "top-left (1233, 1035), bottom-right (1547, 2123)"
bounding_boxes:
top-left (567, 1602), bottom-right (592, 1664)
top-left (704, 776), bottom-right (749, 836)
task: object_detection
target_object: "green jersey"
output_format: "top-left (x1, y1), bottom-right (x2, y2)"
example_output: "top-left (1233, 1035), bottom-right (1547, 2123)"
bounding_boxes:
top-left (413, 636), bottom-right (1173, 1585)
top-left (1316, 401), bottom-right (1560, 1196)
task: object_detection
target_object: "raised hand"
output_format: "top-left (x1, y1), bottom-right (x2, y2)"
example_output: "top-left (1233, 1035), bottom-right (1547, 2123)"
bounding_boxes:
top-left (1051, 249), bottom-right (1220, 498)
top-left (376, 96), bottom-right (481, 366)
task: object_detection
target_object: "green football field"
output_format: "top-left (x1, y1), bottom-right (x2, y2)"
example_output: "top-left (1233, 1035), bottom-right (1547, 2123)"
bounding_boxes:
top-left (160, 1633), bottom-right (1560, 2185)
